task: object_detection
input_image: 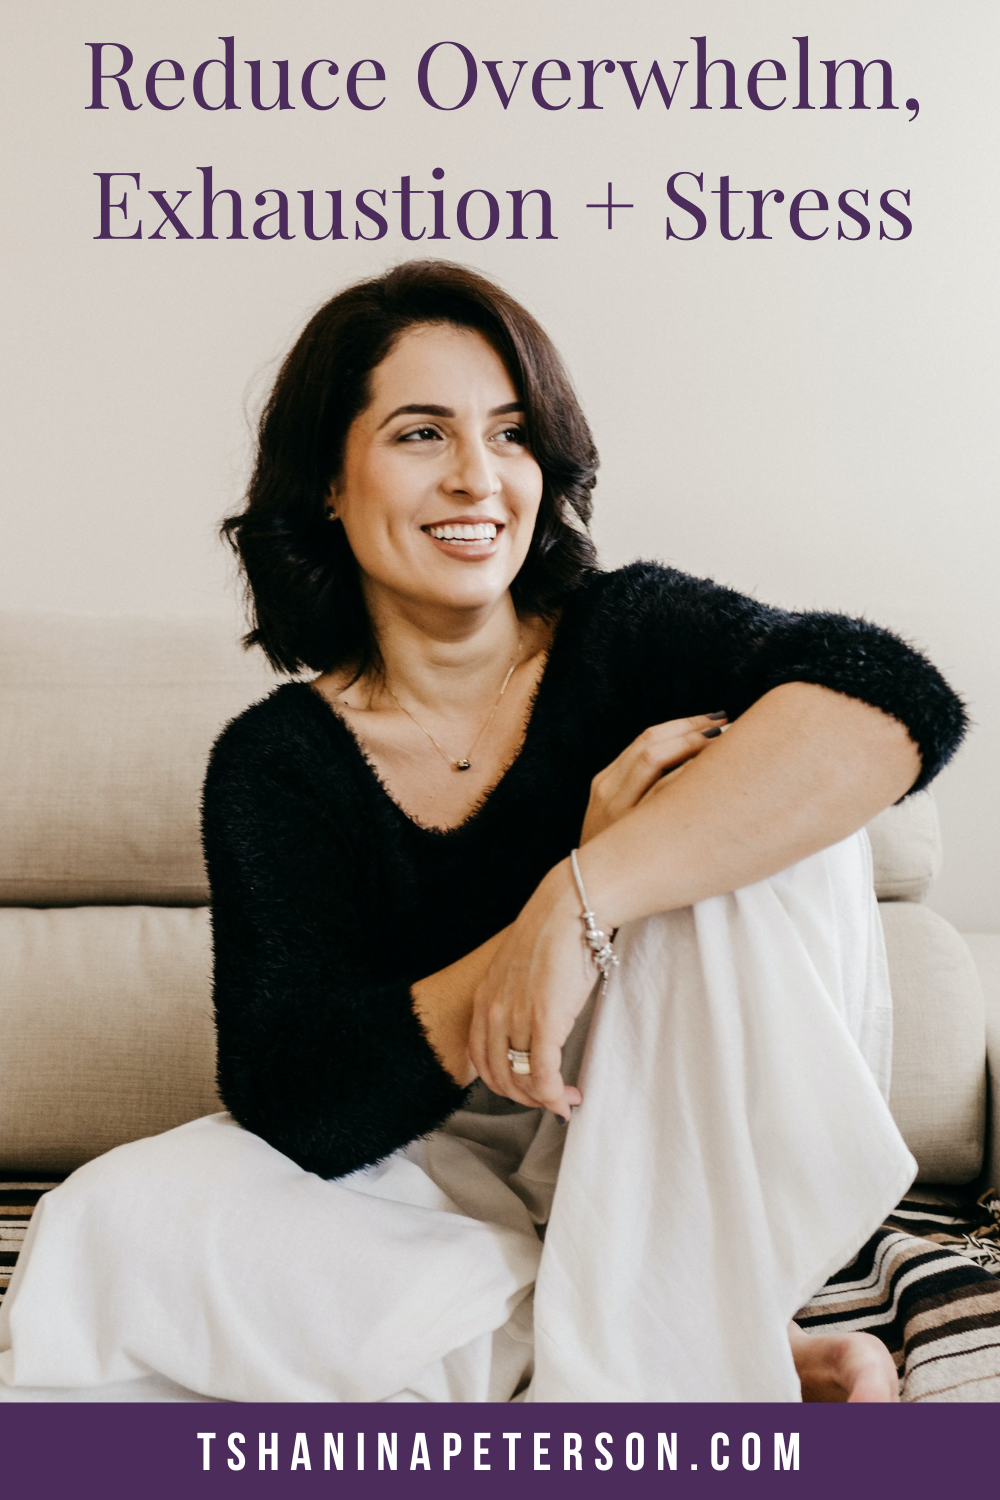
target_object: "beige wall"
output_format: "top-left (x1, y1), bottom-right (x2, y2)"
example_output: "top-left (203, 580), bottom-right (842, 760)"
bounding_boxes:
top-left (2, 0), bottom-right (997, 929)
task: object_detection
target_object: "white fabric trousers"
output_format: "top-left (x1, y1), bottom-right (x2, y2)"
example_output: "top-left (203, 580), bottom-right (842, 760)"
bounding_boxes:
top-left (0, 832), bottom-right (916, 1403)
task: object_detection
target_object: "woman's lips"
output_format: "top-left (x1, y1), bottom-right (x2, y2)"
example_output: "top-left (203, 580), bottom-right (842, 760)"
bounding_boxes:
top-left (421, 520), bottom-right (503, 559)
top-left (423, 520), bottom-right (500, 541)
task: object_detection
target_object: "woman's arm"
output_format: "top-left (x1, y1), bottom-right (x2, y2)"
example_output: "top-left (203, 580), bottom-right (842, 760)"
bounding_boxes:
top-left (203, 702), bottom-right (473, 1179)
top-left (411, 929), bottom-right (508, 1087)
top-left (578, 680), bottom-right (919, 928)
top-left (469, 681), bottom-right (922, 1116)
top-left (588, 562), bottom-right (967, 799)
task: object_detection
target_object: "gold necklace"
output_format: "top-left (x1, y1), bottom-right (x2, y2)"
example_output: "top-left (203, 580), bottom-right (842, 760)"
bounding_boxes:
top-left (385, 633), bottom-right (524, 772)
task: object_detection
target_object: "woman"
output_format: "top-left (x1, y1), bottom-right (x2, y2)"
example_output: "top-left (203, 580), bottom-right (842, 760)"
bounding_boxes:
top-left (0, 261), bottom-right (966, 1403)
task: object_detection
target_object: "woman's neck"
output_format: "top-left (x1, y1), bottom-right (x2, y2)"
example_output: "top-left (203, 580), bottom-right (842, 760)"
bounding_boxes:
top-left (357, 590), bottom-right (530, 716)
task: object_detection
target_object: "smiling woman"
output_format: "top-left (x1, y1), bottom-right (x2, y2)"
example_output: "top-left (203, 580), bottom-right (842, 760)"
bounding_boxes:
top-left (0, 261), bottom-right (971, 1404)
top-left (225, 262), bottom-right (596, 683)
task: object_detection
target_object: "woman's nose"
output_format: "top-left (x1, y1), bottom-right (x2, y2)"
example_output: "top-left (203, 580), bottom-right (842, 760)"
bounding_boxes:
top-left (445, 436), bottom-right (501, 500)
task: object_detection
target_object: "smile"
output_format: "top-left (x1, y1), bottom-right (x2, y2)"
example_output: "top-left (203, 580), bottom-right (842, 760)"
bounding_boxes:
top-left (423, 522), bottom-right (499, 543)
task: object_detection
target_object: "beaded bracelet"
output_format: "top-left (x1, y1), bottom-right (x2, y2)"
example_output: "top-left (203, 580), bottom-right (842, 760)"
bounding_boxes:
top-left (569, 848), bottom-right (619, 990)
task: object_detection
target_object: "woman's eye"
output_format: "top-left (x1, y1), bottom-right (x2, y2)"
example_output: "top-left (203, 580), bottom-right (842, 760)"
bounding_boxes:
top-left (395, 422), bottom-right (527, 446)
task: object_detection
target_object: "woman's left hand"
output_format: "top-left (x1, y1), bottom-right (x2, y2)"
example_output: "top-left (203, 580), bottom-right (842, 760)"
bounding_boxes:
top-left (468, 860), bottom-right (596, 1116)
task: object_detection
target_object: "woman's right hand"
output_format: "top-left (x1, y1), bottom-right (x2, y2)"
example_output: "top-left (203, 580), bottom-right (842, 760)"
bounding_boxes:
top-left (580, 712), bottom-right (728, 844)
top-left (466, 712), bottom-right (729, 1111)
top-left (425, 711), bottom-right (728, 1099)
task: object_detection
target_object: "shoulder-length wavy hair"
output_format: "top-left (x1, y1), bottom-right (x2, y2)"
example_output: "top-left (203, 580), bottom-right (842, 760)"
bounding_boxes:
top-left (223, 259), bottom-right (600, 676)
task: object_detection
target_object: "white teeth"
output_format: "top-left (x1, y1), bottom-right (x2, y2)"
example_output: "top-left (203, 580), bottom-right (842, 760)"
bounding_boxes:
top-left (426, 522), bottom-right (498, 542)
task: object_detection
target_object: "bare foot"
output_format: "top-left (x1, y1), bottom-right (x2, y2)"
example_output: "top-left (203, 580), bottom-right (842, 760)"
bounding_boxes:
top-left (788, 1322), bottom-right (900, 1402)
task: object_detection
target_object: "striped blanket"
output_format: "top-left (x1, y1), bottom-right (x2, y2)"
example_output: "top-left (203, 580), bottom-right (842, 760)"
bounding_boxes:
top-left (797, 1185), bottom-right (1000, 1402)
top-left (3, 1176), bottom-right (1000, 1401)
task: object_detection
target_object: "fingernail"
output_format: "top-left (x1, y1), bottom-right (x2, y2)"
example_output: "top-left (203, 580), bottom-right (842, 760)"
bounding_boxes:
top-left (707, 711), bottom-right (727, 720)
top-left (702, 726), bottom-right (723, 739)
top-left (555, 1115), bottom-right (570, 1127)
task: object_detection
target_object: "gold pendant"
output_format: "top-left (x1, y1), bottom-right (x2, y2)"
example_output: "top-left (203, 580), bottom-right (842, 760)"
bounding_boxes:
top-left (455, 759), bottom-right (472, 771)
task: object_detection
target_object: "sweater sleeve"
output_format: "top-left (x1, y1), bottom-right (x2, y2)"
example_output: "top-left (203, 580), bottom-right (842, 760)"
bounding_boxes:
top-left (201, 705), bottom-right (469, 1180)
top-left (599, 563), bottom-right (967, 794)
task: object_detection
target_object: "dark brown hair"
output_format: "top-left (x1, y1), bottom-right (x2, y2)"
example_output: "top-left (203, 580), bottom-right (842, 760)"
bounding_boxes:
top-left (223, 260), bottom-right (599, 675)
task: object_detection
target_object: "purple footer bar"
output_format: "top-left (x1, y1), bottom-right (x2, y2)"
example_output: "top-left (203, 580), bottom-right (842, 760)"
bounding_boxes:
top-left (2, 1402), bottom-right (995, 1498)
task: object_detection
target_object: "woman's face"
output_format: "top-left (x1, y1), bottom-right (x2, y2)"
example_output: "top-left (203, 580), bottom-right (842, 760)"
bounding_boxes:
top-left (332, 322), bottom-right (544, 622)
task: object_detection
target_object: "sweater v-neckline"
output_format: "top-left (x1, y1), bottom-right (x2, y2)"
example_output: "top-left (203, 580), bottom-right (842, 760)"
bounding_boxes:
top-left (301, 616), bottom-right (568, 840)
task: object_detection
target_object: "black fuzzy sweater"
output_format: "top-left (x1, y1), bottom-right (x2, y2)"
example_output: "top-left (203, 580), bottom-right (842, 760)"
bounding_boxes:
top-left (201, 562), bottom-right (967, 1180)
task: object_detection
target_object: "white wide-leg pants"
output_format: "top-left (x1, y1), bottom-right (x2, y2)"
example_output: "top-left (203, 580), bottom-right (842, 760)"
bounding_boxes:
top-left (0, 833), bottom-right (916, 1403)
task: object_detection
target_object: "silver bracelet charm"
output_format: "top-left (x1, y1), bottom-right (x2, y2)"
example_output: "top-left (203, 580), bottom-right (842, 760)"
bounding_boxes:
top-left (569, 848), bottom-right (619, 989)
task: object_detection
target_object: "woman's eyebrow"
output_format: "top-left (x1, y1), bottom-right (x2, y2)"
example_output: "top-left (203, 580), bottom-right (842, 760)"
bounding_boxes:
top-left (376, 401), bottom-right (524, 431)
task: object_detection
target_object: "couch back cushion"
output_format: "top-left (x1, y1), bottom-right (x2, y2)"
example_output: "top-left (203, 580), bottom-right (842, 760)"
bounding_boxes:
top-left (0, 613), bottom-right (279, 905)
top-left (0, 906), bottom-right (220, 1172)
top-left (881, 901), bottom-right (986, 1182)
top-left (866, 791), bottom-right (941, 902)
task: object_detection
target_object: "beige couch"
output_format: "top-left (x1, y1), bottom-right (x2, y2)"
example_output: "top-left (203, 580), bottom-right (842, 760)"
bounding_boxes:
top-left (1, 611), bottom-right (998, 1192)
